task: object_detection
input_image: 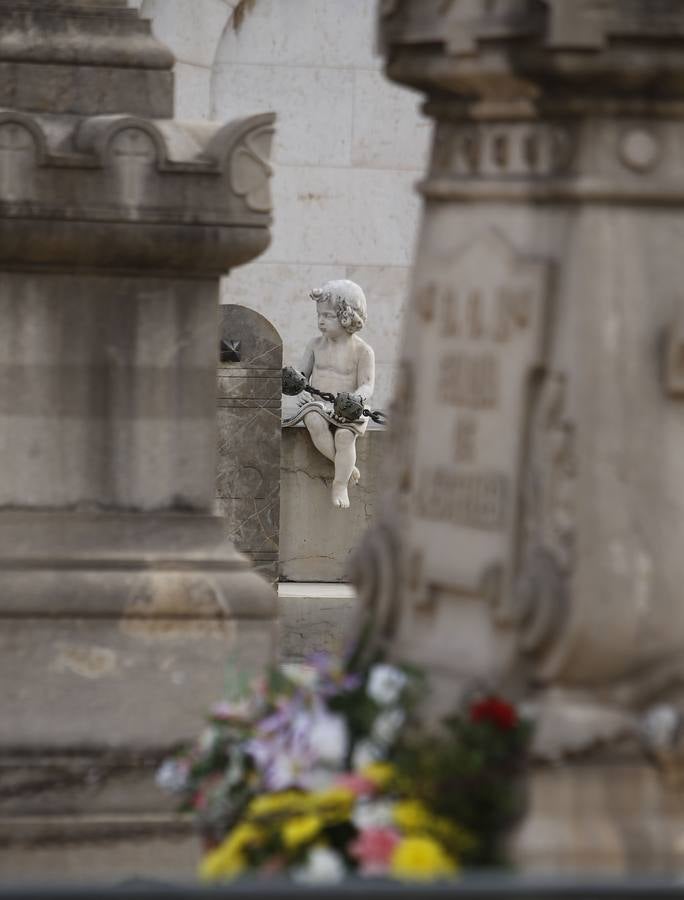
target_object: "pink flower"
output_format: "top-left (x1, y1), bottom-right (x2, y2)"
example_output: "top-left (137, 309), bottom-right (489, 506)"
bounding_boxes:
top-left (335, 772), bottom-right (376, 797)
top-left (349, 827), bottom-right (401, 876)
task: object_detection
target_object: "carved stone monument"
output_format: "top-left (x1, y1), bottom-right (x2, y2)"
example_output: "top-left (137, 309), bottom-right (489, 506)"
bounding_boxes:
top-left (0, 0), bottom-right (276, 878)
top-left (352, 0), bottom-right (684, 872)
top-left (216, 305), bottom-right (282, 583)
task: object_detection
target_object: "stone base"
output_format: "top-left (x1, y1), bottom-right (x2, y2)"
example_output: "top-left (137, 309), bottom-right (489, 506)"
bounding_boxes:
top-left (0, 815), bottom-right (199, 883)
top-left (512, 759), bottom-right (684, 874)
top-left (278, 582), bottom-right (358, 662)
top-left (279, 425), bottom-right (386, 582)
top-left (0, 509), bottom-right (276, 880)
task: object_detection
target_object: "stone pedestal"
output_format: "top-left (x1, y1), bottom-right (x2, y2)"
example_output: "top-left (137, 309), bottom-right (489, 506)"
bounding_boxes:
top-left (353, 0), bottom-right (684, 871)
top-left (216, 305), bottom-right (282, 583)
top-left (0, 0), bottom-right (276, 878)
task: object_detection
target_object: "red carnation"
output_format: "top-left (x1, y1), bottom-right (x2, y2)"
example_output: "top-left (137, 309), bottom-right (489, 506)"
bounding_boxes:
top-left (469, 696), bottom-right (518, 730)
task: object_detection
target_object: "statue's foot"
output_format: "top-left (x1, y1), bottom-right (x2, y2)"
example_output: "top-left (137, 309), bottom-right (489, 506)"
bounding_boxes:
top-left (332, 481), bottom-right (350, 509)
top-left (351, 466), bottom-right (361, 485)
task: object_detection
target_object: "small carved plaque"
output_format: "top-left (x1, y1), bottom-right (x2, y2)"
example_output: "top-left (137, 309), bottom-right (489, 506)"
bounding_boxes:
top-left (409, 229), bottom-right (550, 607)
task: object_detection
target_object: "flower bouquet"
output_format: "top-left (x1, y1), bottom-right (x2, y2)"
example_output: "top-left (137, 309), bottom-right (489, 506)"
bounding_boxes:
top-left (158, 652), bottom-right (531, 883)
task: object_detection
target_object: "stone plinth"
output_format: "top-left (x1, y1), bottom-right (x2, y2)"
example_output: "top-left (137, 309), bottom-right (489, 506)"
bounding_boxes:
top-left (0, 0), bottom-right (276, 879)
top-left (280, 425), bottom-right (385, 582)
top-left (349, 0), bottom-right (684, 871)
top-left (216, 305), bottom-right (282, 583)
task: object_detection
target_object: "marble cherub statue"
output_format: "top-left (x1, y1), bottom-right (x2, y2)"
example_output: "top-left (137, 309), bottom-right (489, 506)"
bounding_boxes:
top-left (292, 279), bottom-right (375, 509)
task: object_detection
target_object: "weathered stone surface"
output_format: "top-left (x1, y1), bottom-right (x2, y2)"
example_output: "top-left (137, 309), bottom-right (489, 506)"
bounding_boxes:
top-left (348, 0), bottom-right (684, 872)
top-left (280, 425), bottom-right (384, 582)
top-left (0, 823), bottom-right (198, 882)
top-left (0, 0), bottom-right (174, 116)
top-left (278, 583), bottom-right (358, 661)
top-left (216, 305), bottom-right (282, 582)
top-left (0, 0), bottom-right (276, 878)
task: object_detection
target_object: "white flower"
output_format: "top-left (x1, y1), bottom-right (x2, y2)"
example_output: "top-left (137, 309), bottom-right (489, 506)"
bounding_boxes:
top-left (352, 739), bottom-right (383, 770)
top-left (372, 708), bottom-right (406, 746)
top-left (309, 710), bottom-right (348, 766)
top-left (367, 664), bottom-right (408, 706)
top-left (293, 847), bottom-right (346, 884)
top-left (352, 799), bottom-right (395, 830)
top-left (155, 759), bottom-right (188, 794)
top-left (280, 663), bottom-right (318, 689)
top-left (300, 767), bottom-right (335, 791)
top-left (198, 726), bottom-right (217, 754)
top-left (225, 752), bottom-right (244, 787)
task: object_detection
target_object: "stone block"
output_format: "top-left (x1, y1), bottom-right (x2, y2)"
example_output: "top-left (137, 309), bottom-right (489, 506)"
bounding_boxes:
top-left (0, 823), bottom-right (199, 881)
top-left (345, 264), bottom-right (412, 365)
top-left (143, 0), bottom-right (232, 67)
top-left (278, 582), bottom-right (358, 662)
top-left (265, 165), bottom-right (422, 267)
top-left (174, 61), bottom-right (211, 119)
top-left (279, 425), bottom-right (385, 582)
top-left (0, 273), bottom-right (218, 512)
top-left (216, 305), bottom-right (282, 583)
top-left (352, 68), bottom-right (431, 170)
top-left (214, 0), bottom-right (378, 70)
top-left (212, 63), bottom-right (354, 167)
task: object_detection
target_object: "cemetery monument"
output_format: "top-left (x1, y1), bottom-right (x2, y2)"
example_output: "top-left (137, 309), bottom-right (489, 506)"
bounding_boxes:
top-left (350, 0), bottom-right (684, 873)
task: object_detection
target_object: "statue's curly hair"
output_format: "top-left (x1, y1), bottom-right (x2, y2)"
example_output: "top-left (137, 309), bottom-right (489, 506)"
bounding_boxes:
top-left (309, 279), bottom-right (367, 335)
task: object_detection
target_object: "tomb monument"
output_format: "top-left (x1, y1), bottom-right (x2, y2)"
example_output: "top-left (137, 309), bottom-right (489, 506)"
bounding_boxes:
top-left (352, 0), bottom-right (684, 872)
top-left (0, 0), bottom-right (276, 878)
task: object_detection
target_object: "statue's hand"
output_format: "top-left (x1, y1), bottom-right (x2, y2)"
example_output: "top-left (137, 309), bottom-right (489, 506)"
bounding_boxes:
top-left (334, 392), bottom-right (365, 422)
top-left (282, 366), bottom-right (307, 396)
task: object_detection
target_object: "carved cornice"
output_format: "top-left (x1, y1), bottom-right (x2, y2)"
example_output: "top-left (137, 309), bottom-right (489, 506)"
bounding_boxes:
top-left (380, 0), bottom-right (684, 118)
top-left (0, 111), bottom-right (276, 272)
top-left (0, 1), bottom-right (174, 116)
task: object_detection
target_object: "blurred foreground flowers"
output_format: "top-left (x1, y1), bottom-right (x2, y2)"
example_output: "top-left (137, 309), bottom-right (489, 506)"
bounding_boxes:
top-left (158, 649), bottom-right (531, 883)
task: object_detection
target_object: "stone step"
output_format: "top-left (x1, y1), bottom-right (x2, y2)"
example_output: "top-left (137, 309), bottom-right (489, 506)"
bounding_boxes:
top-left (278, 582), bottom-right (358, 663)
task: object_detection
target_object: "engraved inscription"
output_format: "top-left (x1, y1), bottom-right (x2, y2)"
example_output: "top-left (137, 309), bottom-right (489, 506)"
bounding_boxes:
top-left (453, 415), bottom-right (477, 464)
top-left (438, 352), bottom-right (498, 409)
top-left (409, 230), bottom-right (550, 598)
top-left (416, 468), bottom-right (507, 532)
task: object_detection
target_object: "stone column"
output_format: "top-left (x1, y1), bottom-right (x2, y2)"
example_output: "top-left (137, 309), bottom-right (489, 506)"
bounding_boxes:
top-left (354, 0), bottom-right (684, 871)
top-left (0, 0), bottom-right (276, 878)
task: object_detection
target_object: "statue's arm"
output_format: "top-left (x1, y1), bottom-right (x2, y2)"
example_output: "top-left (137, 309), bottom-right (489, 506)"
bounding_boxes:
top-left (355, 343), bottom-right (375, 402)
top-left (300, 339), bottom-right (315, 381)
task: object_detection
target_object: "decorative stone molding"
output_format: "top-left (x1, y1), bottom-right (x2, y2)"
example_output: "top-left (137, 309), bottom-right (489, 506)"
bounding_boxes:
top-left (0, 0), bottom-right (276, 877)
top-left (354, 4), bottom-right (684, 869)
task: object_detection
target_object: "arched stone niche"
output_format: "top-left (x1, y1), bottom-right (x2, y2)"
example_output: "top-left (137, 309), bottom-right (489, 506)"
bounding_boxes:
top-left (136, 0), bottom-right (238, 119)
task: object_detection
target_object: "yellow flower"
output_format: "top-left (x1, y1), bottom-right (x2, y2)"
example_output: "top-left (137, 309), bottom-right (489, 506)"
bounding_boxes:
top-left (390, 835), bottom-right (458, 882)
top-left (431, 818), bottom-right (477, 855)
top-left (361, 762), bottom-right (396, 788)
top-left (247, 790), bottom-right (308, 818)
top-left (392, 799), bottom-right (433, 832)
top-left (282, 814), bottom-right (323, 848)
top-left (309, 786), bottom-right (354, 821)
top-left (199, 846), bottom-right (245, 881)
top-left (199, 824), bottom-right (261, 881)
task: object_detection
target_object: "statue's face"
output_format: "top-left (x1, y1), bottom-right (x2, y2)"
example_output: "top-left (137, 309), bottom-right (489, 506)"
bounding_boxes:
top-left (316, 299), bottom-right (345, 338)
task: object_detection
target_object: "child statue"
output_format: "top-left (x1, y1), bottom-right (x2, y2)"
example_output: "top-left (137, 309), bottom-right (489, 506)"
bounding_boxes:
top-left (293, 279), bottom-right (375, 509)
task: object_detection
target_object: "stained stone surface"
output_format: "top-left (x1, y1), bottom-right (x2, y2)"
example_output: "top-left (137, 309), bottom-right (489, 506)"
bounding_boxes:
top-left (278, 583), bottom-right (358, 661)
top-left (346, 0), bottom-right (684, 873)
top-left (216, 305), bottom-right (282, 582)
top-left (279, 425), bottom-right (385, 582)
top-left (0, 0), bottom-right (276, 879)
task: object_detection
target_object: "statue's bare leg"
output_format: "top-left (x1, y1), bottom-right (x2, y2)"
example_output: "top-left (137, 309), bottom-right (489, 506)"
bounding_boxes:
top-left (304, 413), bottom-right (360, 484)
top-left (332, 429), bottom-right (357, 509)
top-left (303, 411), bottom-right (335, 462)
